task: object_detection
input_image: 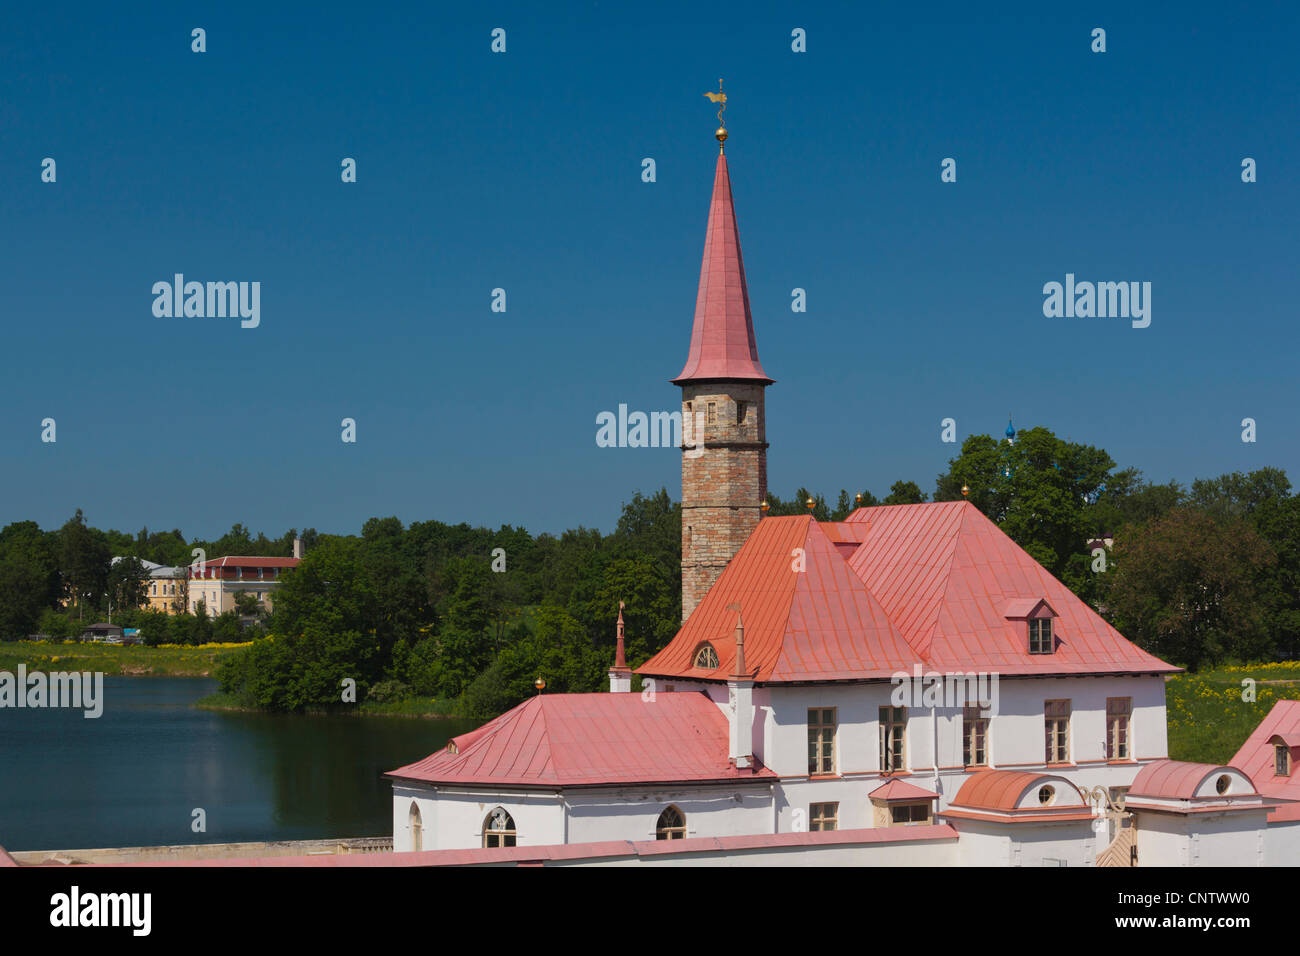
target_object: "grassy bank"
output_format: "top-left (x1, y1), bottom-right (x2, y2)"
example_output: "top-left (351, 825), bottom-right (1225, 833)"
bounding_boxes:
top-left (1166, 662), bottom-right (1300, 764)
top-left (0, 640), bottom-right (250, 677)
top-left (195, 690), bottom-right (465, 718)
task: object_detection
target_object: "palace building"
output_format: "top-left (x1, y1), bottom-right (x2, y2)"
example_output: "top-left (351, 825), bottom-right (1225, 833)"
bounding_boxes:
top-left (386, 124), bottom-right (1300, 867)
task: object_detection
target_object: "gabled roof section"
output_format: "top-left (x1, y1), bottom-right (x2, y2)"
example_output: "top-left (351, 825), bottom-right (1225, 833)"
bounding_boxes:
top-left (869, 780), bottom-right (939, 802)
top-left (1230, 699), bottom-right (1300, 804)
top-left (386, 692), bottom-right (775, 789)
top-left (672, 152), bottom-right (771, 385)
top-left (638, 516), bottom-right (919, 682)
top-left (1003, 598), bottom-right (1055, 620)
top-left (842, 502), bottom-right (1179, 676)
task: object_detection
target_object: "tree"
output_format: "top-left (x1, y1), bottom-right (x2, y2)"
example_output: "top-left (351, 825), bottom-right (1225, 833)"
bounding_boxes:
top-left (882, 480), bottom-right (927, 505)
top-left (233, 591), bottom-right (264, 621)
top-left (58, 509), bottom-right (110, 619)
top-left (107, 557), bottom-right (149, 615)
top-left (1101, 507), bottom-right (1277, 670)
top-left (935, 427), bottom-right (1113, 581)
top-left (0, 521), bottom-right (60, 639)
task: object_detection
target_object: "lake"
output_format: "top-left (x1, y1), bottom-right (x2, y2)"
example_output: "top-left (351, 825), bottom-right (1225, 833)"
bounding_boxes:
top-left (0, 677), bottom-right (479, 852)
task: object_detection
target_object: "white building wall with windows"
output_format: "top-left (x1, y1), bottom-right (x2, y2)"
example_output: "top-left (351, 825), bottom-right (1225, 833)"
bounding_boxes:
top-left (392, 785), bottom-right (565, 853)
top-left (640, 674), bottom-right (1168, 826)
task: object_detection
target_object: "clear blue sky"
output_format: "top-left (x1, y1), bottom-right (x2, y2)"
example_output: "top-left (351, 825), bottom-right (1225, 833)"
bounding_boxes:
top-left (2, 1), bottom-right (1296, 539)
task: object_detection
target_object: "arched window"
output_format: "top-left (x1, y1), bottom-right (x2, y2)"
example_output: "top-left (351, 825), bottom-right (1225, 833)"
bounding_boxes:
top-left (656, 806), bottom-right (686, 840)
top-left (693, 643), bottom-right (719, 669)
top-left (483, 807), bottom-right (516, 848)
top-left (409, 802), bottom-right (422, 852)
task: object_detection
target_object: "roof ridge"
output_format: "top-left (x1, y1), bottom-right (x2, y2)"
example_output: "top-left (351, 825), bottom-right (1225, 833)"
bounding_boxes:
top-left (748, 516), bottom-right (811, 678)
top-left (908, 501), bottom-right (967, 661)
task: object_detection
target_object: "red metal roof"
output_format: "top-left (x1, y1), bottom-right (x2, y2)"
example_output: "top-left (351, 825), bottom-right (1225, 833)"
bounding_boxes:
top-left (1230, 699), bottom-right (1300, 804)
top-left (1127, 760), bottom-right (1256, 800)
top-left (951, 771), bottom-right (1050, 811)
top-left (205, 556), bottom-right (300, 568)
top-left (672, 151), bottom-right (771, 385)
top-left (386, 692), bottom-right (775, 788)
top-left (639, 502), bottom-right (1178, 683)
top-left (869, 779), bottom-right (939, 802)
top-left (639, 516), bottom-right (919, 682)
top-left (843, 503), bottom-right (1177, 676)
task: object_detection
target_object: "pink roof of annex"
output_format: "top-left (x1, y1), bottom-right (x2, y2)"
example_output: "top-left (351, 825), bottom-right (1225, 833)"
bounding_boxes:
top-left (387, 692), bottom-right (776, 789)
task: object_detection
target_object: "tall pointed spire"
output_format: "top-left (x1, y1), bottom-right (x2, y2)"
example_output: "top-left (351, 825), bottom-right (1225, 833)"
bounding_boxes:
top-left (608, 601), bottom-right (632, 693)
top-left (677, 101), bottom-right (772, 624)
top-left (672, 146), bottom-right (772, 385)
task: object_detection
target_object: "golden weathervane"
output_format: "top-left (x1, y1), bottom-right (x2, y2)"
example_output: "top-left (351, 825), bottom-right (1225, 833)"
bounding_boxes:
top-left (703, 78), bottom-right (727, 148)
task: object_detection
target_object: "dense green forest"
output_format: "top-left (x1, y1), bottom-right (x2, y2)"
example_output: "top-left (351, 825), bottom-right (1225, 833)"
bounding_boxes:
top-left (3, 425), bottom-right (1298, 717)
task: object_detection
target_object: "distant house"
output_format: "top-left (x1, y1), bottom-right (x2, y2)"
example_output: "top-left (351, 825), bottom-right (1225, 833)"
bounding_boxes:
top-left (145, 565), bottom-right (189, 615)
top-left (188, 556), bottom-right (300, 618)
top-left (81, 623), bottom-right (124, 643)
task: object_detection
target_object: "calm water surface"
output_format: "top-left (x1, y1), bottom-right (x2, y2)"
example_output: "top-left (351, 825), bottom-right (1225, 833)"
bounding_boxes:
top-left (0, 677), bottom-right (478, 852)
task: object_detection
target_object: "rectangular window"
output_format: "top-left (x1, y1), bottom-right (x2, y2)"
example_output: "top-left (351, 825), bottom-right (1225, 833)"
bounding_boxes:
top-left (706, 402), bottom-right (717, 425)
top-left (880, 706), bottom-right (906, 772)
top-left (808, 708), bottom-right (836, 775)
top-left (1107, 698), bottom-right (1132, 760)
top-left (1045, 699), bottom-right (1071, 764)
top-left (810, 802), bottom-right (838, 831)
top-left (963, 705), bottom-right (989, 767)
top-left (1277, 744), bottom-right (1291, 777)
top-left (1029, 618), bottom-right (1054, 654)
top-left (737, 401), bottom-right (748, 425)
top-left (890, 803), bottom-right (930, 825)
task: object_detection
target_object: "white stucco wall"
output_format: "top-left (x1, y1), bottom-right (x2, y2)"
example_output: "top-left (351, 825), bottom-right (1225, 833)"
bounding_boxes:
top-left (952, 819), bottom-right (1097, 866)
top-left (565, 784), bottom-right (775, 843)
top-left (1264, 818), bottom-right (1300, 866)
top-left (1133, 810), bottom-right (1270, 867)
top-left (647, 676), bottom-right (1166, 828)
top-left (392, 785), bottom-right (566, 852)
top-left (392, 781), bottom-right (776, 851)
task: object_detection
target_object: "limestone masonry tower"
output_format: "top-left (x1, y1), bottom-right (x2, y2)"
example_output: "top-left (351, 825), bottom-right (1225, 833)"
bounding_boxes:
top-left (673, 119), bottom-right (772, 623)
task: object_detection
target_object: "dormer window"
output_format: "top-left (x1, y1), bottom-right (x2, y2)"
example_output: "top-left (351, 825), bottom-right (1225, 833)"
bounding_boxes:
top-left (1277, 743), bottom-right (1291, 777)
top-left (1029, 618), bottom-right (1053, 654)
top-left (693, 643), bottom-right (719, 669)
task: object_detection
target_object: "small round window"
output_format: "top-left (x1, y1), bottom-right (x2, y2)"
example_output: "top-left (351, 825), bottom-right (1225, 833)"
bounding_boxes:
top-left (1037, 785), bottom-right (1056, 805)
top-left (1216, 774), bottom-right (1231, 795)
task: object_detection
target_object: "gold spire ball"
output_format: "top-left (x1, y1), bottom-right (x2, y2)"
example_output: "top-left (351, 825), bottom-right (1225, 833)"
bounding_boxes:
top-left (704, 78), bottom-right (727, 149)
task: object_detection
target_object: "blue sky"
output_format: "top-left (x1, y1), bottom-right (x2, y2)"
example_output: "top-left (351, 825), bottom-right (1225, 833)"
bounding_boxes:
top-left (1, 1), bottom-right (1296, 539)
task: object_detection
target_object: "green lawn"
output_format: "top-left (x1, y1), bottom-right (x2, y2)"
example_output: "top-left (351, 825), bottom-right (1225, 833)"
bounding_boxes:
top-left (1166, 663), bottom-right (1300, 764)
top-left (0, 639), bottom-right (250, 677)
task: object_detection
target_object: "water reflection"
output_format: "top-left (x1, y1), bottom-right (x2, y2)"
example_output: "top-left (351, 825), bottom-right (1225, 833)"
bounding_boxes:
top-left (0, 677), bottom-right (479, 852)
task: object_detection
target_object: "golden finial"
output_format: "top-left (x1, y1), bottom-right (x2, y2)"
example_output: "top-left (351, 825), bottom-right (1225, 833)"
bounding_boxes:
top-left (703, 78), bottom-right (727, 150)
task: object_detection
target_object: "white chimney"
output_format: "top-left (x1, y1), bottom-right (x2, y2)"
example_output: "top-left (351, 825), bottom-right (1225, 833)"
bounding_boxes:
top-left (292, 537), bottom-right (304, 560)
top-left (726, 605), bottom-right (754, 769)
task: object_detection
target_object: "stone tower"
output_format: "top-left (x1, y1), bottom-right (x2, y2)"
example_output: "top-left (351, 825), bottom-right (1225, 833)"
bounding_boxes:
top-left (673, 135), bottom-right (772, 623)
